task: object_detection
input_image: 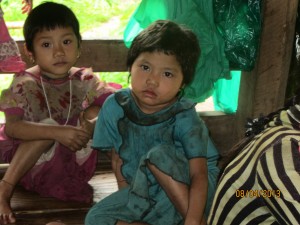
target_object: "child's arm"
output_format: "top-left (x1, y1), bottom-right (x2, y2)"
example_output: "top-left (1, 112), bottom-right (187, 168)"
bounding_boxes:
top-left (111, 149), bottom-right (128, 189)
top-left (79, 105), bottom-right (101, 138)
top-left (184, 157), bottom-right (208, 225)
top-left (4, 114), bottom-right (91, 151)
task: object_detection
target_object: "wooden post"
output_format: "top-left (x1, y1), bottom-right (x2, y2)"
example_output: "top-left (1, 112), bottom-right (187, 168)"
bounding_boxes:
top-left (236, 0), bottom-right (299, 140)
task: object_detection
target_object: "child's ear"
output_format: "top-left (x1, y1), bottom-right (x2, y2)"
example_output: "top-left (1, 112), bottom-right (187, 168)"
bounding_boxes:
top-left (23, 44), bottom-right (35, 64)
top-left (77, 48), bottom-right (81, 59)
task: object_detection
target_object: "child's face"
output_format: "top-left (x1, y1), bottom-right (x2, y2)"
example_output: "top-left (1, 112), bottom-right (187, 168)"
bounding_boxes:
top-left (130, 51), bottom-right (184, 114)
top-left (29, 26), bottom-right (80, 79)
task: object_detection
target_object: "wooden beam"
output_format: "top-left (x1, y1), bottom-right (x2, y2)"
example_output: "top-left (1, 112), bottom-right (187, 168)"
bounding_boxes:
top-left (17, 39), bottom-right (128, 72)
top-left (201, 114), bottom-right (236, 156)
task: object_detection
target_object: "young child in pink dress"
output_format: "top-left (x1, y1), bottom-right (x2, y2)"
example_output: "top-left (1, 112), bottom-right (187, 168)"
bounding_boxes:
top-left (0, 0), bottom-right (32, 72)
top-left (0, 2), bottom-right (119, 224)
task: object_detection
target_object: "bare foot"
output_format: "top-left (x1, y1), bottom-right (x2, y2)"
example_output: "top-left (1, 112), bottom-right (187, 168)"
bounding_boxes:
top-left (0, 180), bottom-right (15, 224)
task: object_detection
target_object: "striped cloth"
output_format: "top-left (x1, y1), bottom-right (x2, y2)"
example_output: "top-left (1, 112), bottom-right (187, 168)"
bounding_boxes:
top-left (208, 109), bottom-right (300, 225)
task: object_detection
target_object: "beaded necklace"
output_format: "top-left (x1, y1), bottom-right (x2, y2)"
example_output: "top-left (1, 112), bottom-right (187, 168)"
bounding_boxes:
top-left (40, 75), bottom-right (72, 125)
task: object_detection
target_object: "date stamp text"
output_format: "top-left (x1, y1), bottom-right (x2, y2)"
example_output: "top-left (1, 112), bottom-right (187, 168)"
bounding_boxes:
top-left (235, 189), bottom-right (281, 198)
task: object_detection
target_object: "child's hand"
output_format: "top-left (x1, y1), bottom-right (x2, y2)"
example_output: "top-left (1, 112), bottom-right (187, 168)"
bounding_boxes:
top-left (79, 111), bottom-right (94, 138)
top-left (21, 0), bottom-right (33, 14)
top-left (55, 125), bottom-right (90, 152)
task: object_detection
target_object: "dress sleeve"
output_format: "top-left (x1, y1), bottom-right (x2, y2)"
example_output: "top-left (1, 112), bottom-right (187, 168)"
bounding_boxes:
top-left (0, 73), bottom-right (36, 117)
top-left (77, 68), bottom-right (121, 109)
top-left (92, 94), bottom-right (123, 151)
top-left (257, 137), bottom-right (300, 224)
top-left (177, 108), bottom-right (208, 159)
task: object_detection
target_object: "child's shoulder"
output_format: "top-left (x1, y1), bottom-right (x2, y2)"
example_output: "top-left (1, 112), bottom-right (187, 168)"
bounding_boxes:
top-left (101, 91), bottom-right (124, 118)
top-left (13, 65), bottom-right (39, 82)
top-left (102, 89), bottom-right (131, 108)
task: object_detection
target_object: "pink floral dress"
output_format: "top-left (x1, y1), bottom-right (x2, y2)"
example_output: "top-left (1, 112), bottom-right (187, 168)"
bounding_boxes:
top-left (0, 65), bottom-right (120, 203)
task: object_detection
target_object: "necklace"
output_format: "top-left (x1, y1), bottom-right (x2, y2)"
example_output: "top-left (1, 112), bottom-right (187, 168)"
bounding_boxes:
top-left (40, 75), bottom-right (73, 126)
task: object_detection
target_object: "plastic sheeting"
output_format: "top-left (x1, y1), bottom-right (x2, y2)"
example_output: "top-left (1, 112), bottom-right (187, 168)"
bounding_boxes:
top-left (213, 71), bottom-right (241, 113)
top-left (213, 0), bottom-right (262, 71)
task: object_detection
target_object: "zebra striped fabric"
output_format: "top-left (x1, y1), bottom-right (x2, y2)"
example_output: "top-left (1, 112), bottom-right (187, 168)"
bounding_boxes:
top-left (208, 111), bottom-right (300, 225)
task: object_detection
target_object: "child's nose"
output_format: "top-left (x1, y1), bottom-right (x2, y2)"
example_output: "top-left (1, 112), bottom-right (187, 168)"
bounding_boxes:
top-left (54, 45), bottom-right (65, 57)
top-left (146, 73), bottom-right (159, 87)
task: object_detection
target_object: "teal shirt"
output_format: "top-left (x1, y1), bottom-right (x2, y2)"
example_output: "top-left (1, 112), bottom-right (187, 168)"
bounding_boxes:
top-left (93, 89), bottom-right (210, 180)
top-left (89, 88), bottom-right (220, 224)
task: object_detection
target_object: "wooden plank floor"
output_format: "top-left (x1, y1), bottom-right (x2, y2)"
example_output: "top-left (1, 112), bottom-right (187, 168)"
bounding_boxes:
top-left (0, 154), bottom-right (118, 225)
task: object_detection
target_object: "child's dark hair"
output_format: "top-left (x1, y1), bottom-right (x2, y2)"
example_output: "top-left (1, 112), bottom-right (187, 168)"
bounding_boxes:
top-left (127, 20), bottom-right (200, 86)
top-left (23, 1), bottom-right (82, 52)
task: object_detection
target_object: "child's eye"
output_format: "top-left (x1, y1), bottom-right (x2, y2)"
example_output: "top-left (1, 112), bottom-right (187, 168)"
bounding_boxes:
top-left (41, 42), bottom-right (51, 48)
top-left (164, 72), bottom-right (173, 78)
top-left (63, 39), bottom-right (72, 45)
top-left (141, 65), bottom-right (150, 71)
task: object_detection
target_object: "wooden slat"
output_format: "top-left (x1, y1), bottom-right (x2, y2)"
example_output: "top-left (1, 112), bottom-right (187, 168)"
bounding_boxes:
top-left (201, 114), bottom-right (237, 156)
top-left (15, 209), bottom-right (88, 225)
top-left (6, 21), bottom-right (24, 29)
top-left (10, 186), bottom-right (92, 212)
top-left (17, 39), bottom-right (128, 72)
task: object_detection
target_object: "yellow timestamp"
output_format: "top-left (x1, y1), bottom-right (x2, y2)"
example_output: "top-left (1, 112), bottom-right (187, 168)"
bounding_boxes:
top-left (235, 189), bottom-right (281, 198)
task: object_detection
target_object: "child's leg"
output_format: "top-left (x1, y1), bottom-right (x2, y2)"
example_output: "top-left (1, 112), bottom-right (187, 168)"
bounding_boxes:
top-left (146, 162), bottom-right (189, 217)
top-left (147, 162), bottom-right (207, 225)
top-left (147, 163), bottom-right (207, 225)
top-left (0, 139), bottom-right (53, 224)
